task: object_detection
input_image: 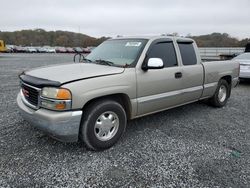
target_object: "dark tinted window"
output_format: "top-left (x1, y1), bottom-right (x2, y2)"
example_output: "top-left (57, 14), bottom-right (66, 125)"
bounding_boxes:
top-left (148, 42), bottom-right (177, 67)
top-left (245, 43), bottom-right (250, 52)
top-left (178, 43), bottom-right (197, 65)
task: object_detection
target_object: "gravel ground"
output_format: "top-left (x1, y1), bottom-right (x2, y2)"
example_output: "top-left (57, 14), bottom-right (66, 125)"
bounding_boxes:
top-left (0, 53), bottom-right (250, 187)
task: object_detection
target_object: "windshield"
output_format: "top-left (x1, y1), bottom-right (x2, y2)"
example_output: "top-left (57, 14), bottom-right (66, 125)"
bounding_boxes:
top-left (86, 39), bottom-right (147, 67)
top-left (234, 53), bottom-right (250, 60)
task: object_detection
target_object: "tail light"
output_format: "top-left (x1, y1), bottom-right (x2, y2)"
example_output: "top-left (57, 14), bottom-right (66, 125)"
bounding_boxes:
top-left (238, 62), bottom-right (240, 76)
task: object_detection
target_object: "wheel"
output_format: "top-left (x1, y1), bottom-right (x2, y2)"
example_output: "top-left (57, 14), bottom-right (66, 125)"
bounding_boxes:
top-left (209, 79), bottom-right (230, 107)
top-left (80, 99), bottom-right (127, 150)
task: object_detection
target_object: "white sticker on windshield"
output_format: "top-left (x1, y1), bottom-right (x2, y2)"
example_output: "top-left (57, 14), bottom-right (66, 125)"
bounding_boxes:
top-left (125, 42), bottom-right (142, 47)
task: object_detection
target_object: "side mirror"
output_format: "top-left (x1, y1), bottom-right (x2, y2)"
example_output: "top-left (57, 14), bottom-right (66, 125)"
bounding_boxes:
top-left (142, 58), bottom-right (164, 71)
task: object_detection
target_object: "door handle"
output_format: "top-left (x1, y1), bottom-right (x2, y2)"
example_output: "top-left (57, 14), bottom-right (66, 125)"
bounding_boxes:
top-left (175, 72), bottom-right (182, 79)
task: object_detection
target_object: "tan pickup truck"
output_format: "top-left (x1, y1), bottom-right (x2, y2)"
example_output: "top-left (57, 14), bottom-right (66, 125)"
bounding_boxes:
top-left (17, 36), bottom-right (239, 150)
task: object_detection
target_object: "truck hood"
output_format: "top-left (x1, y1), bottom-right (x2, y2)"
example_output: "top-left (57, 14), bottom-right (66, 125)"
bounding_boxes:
top-left (23, 63), bottom-right (125, 86)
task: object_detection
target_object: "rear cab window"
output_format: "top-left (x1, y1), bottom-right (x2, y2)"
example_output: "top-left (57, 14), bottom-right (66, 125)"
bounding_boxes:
top-left (147, 41), bottom-right (178, 67)
top-left (178, 42), bottom-right (197, 65)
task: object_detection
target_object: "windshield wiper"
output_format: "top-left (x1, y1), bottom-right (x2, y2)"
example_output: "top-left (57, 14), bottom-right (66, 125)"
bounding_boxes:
top-left (123, 63), bottom-right (130, 68)
top-left (73, 53), bottom-right (92, 63)
top-left (95, 59), bottom-right (115, 66)
top-left (82, 57), bottom-right (92, 63)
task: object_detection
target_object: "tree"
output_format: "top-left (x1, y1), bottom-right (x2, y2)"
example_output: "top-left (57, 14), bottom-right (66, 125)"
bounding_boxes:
top-left (0, 29), bottom-right (108, 47)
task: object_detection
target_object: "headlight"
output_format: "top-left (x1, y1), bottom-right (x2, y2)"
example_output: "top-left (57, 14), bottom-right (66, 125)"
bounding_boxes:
top-left (40, 87), bottom-right (72, 111)
top-left (41, 87), bottom-right (71, 100)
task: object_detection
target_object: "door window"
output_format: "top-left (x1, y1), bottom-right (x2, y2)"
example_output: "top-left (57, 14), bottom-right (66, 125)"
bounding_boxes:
top-left (178, 43), bottom-right (197, 65)
top-left (147, 42), bottom-right (178, 67)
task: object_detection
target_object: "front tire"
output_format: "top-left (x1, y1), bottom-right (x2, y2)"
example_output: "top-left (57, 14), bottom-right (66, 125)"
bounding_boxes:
top-left (80, 99), bottom-right (127, 150)
top-left (209, 79), bottom-right (230, 107)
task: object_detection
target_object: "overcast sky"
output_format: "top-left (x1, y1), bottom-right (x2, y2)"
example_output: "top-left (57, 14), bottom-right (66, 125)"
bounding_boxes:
top-left (0, 0), bottom-right (249, 39)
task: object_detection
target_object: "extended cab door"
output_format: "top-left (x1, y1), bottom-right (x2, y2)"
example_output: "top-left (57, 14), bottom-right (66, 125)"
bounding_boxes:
top-left (136, 39), bottom-right (184, 116)
top-left (177, 40), bottom-right (204, 103)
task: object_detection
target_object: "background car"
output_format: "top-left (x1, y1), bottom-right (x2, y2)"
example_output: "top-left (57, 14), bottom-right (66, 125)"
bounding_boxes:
top-left (44, 46), bottom-right (56, 53)
top-left (25, 47), bottom-right (37, 53)
top-left (5, 45), bottom-right (14, 53)
top-left (233, 53), bottom-right (250, 79)
top-left (13, 46), bottom-right (26, 53)
top-left (66, 47), bottom-right (75, 53)
top-left (55, 47), bottom-right (67, 53)
top-left (36, 47), bottom-right (47, 53)
top-left (73, 47), bottom-right (83, 53)
top-left (88, 46), bottom-right (96, 52)
top-left (82, 47), bottom-right (91, 53)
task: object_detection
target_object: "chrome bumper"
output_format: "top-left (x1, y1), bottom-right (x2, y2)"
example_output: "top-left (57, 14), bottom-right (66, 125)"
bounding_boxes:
top-left (239, 71), bottom-right (250, 79)
top-left (17, 93), bottom-right (82, 142)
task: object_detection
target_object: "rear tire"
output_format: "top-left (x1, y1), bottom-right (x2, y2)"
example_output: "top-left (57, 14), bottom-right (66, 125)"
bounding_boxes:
top-left (209, 79), bottom-right (230, 107)
top-left (80, 99), bottom-right (127, 151)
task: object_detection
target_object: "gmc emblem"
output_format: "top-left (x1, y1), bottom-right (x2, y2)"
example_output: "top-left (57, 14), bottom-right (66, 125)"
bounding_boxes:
top-left (22, 88), bottom-right (29, 97)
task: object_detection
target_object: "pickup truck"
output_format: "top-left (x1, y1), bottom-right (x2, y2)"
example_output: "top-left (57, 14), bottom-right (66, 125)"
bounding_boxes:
top-left (17, 36), bottom-right (239, 150)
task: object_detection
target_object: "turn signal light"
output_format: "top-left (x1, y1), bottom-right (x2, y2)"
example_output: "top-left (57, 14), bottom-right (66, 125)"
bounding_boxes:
top-left (55, 103), bottom-right (66, 110)
top-left (57, 89), bottom-right (71, 100)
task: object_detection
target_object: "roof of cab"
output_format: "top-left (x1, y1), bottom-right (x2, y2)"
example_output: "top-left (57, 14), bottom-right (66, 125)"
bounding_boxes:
top-left (111, 35), bottom-right (194, 42)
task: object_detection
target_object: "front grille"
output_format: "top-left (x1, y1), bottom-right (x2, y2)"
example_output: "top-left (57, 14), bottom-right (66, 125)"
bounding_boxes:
top-left (21, 83), bottom-right (39, 106)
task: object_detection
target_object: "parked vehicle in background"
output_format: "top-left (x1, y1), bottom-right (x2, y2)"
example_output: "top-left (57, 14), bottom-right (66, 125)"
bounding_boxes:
top-left (245, 42), bottom-right (250, 53)
top-left (17, 36), bottom-right (239, 150)
top-left (82, 47), bottom-right (91, 53)
top-left (233, 53), bottom-right (250, 79)
top-left (73, 47), bottom-right (83, 53)
top-left (2, 44), bottom-right (97, 54)
top-left (0, 40), bottom-right (7, 52)
top-left (88, 46), bottom-right (96, 52)
top-left (36, 47), bottom-right (47, 53)
top-left (13, 46), bottom-right (26, 53)
top-left (48, 48), bottom-right (56, 53)
top-left (44, 46), bottom-right (56, 53)
top-left (25, 47), bottom-right (37, 53)
top-left (56, 47), bottom-right (67, 53)
top-left (66, 47), bottom-right (75, 53)
top-left (6, 45), bottom-right (14, 53)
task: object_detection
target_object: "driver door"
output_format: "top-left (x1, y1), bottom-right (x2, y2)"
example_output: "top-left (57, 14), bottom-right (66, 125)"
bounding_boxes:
top-left (136, 40), bottom-right (183, 116)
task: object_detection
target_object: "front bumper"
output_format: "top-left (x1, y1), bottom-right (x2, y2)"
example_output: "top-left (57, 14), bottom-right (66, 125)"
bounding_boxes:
top-left (17, 93), bottom-right (82, 142)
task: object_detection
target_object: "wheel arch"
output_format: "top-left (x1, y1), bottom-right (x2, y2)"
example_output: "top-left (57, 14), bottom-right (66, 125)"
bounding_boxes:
top-left (220, 75), bottom-right (232, 86)
top-left (81, 93), bottom-right (132, 120)
top-left (220, 75), bottom-right (232, 97)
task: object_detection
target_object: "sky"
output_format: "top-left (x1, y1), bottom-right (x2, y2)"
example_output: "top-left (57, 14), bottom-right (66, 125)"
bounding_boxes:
top-left (0, 0), bottom-right (249, 39)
